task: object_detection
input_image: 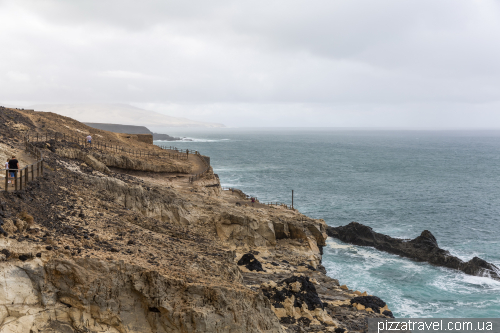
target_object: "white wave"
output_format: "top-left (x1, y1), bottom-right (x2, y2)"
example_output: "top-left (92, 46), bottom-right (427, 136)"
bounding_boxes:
top-left (326, 238), bottom-right (353, 250)
top-left (460, 273), bottom-right (500, 289)
top-left (429, 269), bottom-right (500, 295)
top-left (393, 298), bottom-right (437, 318)
top-left (154, 137), bottom-right (229, 143)
top-left (180, 137), bottom-right (230, 142)
top-left (444, 247), bottom-right (485, 262)
top-left (455, 298), bottom-right (500, 308)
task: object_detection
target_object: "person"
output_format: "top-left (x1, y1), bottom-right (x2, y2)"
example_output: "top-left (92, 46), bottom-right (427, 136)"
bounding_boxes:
top-left (86, 134), bottom-right (92, 145)
top-left (4, 158), bottom-right (10, 184)
top-left (8, 155), bottom-right (19, 187)
top-left (251, 197), bottom-right (255, 206)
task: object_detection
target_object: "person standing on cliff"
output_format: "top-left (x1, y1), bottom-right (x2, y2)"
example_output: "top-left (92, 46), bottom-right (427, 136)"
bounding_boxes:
top-left (8, 156), bottom-right (19, 187)
top-left (5, 158), bottom-right (10, 184)
top-left (86, 134), bottom-right (92, 145)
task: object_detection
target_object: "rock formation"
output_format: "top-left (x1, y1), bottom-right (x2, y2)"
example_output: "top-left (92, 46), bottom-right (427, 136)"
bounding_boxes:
top-left (0, 107), bottom-right (395, 332)
top-left (327, 222), bottom-right (500, 280)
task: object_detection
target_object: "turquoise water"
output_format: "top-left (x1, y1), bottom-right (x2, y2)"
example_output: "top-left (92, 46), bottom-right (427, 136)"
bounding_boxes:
top-left (152, 128), bottom-right (500, 318)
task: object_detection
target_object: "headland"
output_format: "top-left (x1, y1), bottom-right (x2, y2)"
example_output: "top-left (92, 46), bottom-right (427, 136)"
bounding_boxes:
top-left (0, 107), bottom-right (394, 332)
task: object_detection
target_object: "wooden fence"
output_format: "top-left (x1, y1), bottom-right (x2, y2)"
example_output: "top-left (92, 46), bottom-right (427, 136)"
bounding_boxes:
top-left (265, 202), bottom-right (294, 210)
top-left (2, 136), bottom-right (44, 192)
top-left (27, 132), bottom-right (192, 160)
top-left (26, 131), bottom-right (213, 183)
top-left (221, 187), bottom-right (294, 210)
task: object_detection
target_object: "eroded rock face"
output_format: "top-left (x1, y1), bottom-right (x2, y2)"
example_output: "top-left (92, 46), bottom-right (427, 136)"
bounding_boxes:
top-left (327, 222), bottom-right (500, 280)
top-left (57, 148), bottom-right (111, 174)
top-left (0, 257), bottom-right (283, 333)
top-left (261, 276), bottom-right (334, 327)
top-left (90, 151), bottom-right (192, 174)
top-left (215, 212), bottom-right (327, 261)
top-left (0, 108), bottom-right (399, 332)
top-left (57, 148), bottom-right (191, 174)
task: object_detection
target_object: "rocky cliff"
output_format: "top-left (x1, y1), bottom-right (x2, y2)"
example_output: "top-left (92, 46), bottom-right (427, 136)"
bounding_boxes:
top-left (0, 107), bottom-right (395, 333)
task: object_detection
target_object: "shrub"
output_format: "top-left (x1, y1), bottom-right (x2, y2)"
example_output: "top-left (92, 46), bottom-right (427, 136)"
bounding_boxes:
top-left (18, 211), bottom-right (34, 226)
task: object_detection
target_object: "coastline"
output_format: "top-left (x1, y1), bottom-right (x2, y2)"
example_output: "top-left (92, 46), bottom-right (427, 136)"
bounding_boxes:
top-left (0, 107), bottom-right (393, 332)
top-left (157, 128), bottom-right (500, 319)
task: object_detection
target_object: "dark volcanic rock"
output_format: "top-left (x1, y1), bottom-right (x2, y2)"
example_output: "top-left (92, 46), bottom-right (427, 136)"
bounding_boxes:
top-left (18, 254), bottom-right (30, 261)
top-left (350, 296), bottom-right (386, 313)
top-left (327, 222), bottom-right (500, 280)
top-left (237, 253), bottom-right (265, 272)
top-left (261, 275), bottom-right (323, 311)
top-left (1, 249), bottom-right (10, 258)
top-left (382, 310), bottom-right (395, 318)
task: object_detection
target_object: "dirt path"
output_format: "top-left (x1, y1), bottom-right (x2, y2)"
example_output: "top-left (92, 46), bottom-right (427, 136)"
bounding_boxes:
top-left (187, 154), bottom-right (207, 174)
top-left (0, 142), bottom-right (39, 191)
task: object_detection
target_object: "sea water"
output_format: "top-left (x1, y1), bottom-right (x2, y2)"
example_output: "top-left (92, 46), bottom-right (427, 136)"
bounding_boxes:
top-left (152, 128), bottom-right (500, 318)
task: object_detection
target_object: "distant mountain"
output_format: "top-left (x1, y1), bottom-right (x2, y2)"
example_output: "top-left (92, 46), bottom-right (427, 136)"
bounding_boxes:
top-left (30, 103), bottom-right (225, 128)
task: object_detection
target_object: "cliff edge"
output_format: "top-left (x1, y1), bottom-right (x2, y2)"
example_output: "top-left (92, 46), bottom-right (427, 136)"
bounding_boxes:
top-left (0, 107), bottom-right (394, 333)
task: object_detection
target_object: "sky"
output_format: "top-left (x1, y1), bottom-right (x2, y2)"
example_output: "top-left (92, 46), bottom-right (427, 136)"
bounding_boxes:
top-left (1, 0), bottom-right (500, 128)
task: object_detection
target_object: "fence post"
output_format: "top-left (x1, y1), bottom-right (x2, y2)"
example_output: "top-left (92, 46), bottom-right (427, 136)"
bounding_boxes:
top-left (25, 167), bottom-right (28, 186)
top-left (41, 160), bottom-right (44, 175)
top-left (19, 170), bottom-right (22, 190)
top-left (4, 170), bottom-right (7, 191)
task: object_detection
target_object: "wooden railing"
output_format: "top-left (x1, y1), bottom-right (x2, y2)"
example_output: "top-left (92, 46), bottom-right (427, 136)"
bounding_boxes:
top-left (2, 136), bottom-right (44, 192)
top-left (26, 131), bottom-right (213, 183)
top-left (27, 132), bottom-right (192, 160)
top-left (221, 187), bottom-right (294, 210)
top-left (265, 202), bottom-right (294, 210)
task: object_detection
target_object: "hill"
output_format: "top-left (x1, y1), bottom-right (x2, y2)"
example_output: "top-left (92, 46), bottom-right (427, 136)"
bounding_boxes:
top-left (30, 103), bottom-right (225, 128)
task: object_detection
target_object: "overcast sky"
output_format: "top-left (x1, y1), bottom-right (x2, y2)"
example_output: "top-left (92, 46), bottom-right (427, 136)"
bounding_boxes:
top-left (1, 0), bottom-right (500, 127)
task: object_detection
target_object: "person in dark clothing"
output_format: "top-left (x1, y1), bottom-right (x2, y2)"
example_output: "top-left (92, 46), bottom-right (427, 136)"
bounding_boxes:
top-left (8, 156), bottom-right (19, 187)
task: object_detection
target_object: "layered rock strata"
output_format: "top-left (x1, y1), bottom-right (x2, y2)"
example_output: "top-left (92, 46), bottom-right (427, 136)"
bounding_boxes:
top-left (0, 107), bottom-right (396, 332)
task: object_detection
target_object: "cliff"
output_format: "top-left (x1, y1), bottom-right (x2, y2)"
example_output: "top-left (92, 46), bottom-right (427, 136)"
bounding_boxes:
top-left (84, 123), bottom-right (181, 142)
top-left (0, 107), bottom-right (394, 332)
top-left (84, 123), bottom-right (153, 135)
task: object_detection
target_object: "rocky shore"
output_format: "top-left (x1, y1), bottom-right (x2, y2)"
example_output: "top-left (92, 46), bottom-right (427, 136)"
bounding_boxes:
top-left (327, 222), bottom-right (500, 281)
top-left (0, 107), bottom-right (395, 332)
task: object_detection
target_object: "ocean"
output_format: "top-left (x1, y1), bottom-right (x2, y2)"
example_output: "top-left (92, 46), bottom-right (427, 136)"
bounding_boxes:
top-left (152, 128), bottom-right (500, 318)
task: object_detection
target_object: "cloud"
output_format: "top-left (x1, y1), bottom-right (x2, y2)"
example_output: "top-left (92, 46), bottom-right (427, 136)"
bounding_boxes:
top-left (1, 0), bottom-right (500, 127)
